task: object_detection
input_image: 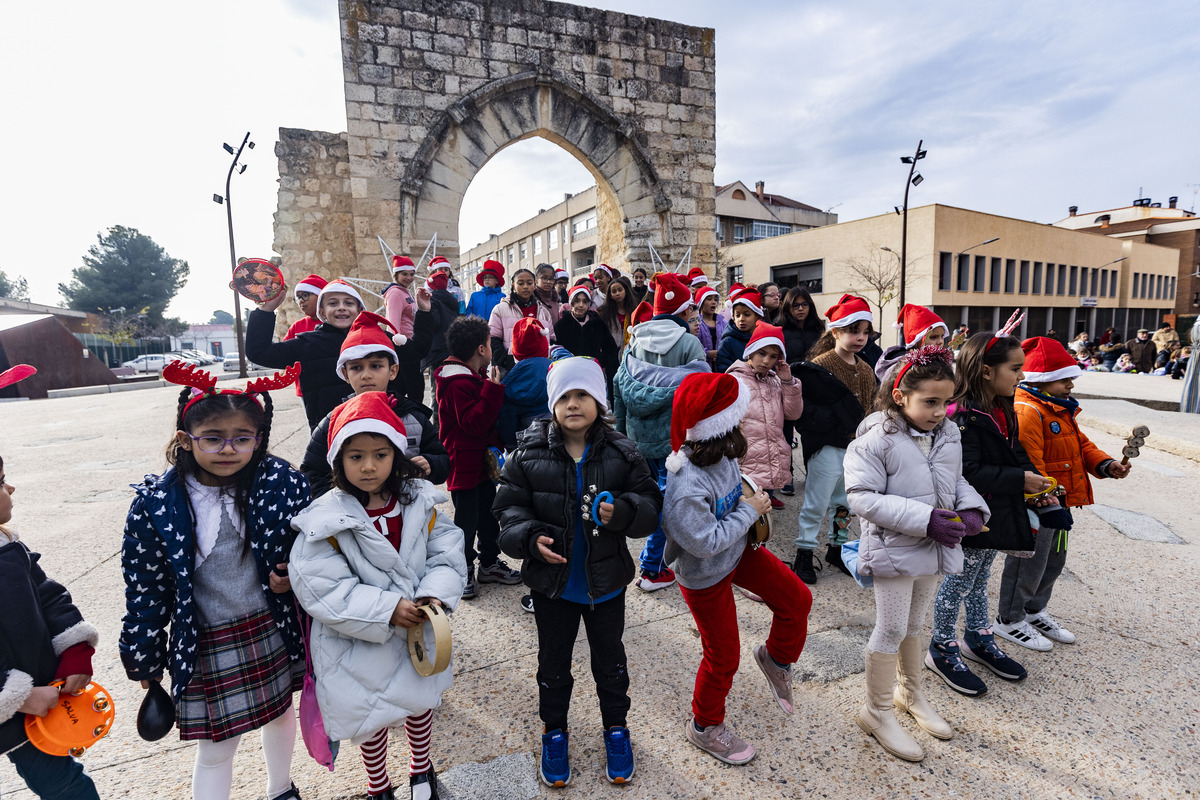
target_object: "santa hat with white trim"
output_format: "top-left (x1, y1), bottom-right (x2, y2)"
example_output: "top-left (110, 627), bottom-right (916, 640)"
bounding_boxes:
top-left (554, 268), bottom-right (569, 280)
top-left (744, 322), bottom-right (786, 360)
top-left (318, 279), bottom-right (365, 321)
top-left (429, 255), bottom-right (453, 273)
top-left (1021, 336), bottom-right (1082, 383)
top-left (825, 293), bottom-right (872, 329)
top-left (687, 267), bottom-right (709, 287)
top-left (336, 312), bottom-right (399, 381)
top-left (592, 263), bottom-right (613, 279)
top-left (666, 372), bottom-right (750, 473)
top-left (568, 279), bottom-right (593, 304)
top-left (730, 287), bottom-right (764, 317)
top-left (651, 273), bottom-right (693, 317)
top-left (391, 256), bottom-right (416, 275)
top-left (693, 284), bottom-right (719, 308)
top-left (294, 273), bottom-right (328, 298)
top-left (326, 391), bottom-right (407, 466)
top-left (897, 304), bottom-right (948, 349)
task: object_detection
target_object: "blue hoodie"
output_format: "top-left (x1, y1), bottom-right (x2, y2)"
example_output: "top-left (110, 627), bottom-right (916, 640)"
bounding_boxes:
top-left (498, 356), bottom-right (551, 449)
top-left (466, 285), bottom-right (505, 320)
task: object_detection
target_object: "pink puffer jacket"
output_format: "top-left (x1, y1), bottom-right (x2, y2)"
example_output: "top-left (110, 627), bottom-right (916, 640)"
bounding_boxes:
top-left (489, 298), bottom-right (557, 347)
top-left (726, 360), bottom-right (803, 489)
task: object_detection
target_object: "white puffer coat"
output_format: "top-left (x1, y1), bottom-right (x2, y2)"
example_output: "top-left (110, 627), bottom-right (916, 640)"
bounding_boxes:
top-left (289, 482), bottom-right (466, 744)
top-left (844, 411), bottom-right (989, 579)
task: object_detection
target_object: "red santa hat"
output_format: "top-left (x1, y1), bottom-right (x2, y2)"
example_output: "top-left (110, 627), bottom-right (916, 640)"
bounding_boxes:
top-left (429, 255), bottom-right (453, 273)
top-left (592, 263), bottom-right (613, 279)
top-left (391, 255), bottom-right (416, 275)
top-left (651, 273), bottom-right (694, 317)
top-left (0, 364), bottom-right (36, 390)
top-left (554, 268), bottom-right (569, 280)
top-left (336, 311), bottom-right (399, 381)
top-left (693, 285), bottom-right (719, 308)
top-left (294, 273), bottom-right (328, 298)
top-left (477, 259), bottom-right (504, 286)
top-left (1021, 337), bottom-right (1082, 383)
top-left (326, 391), bottom-right (407, 467)
top-left (427, 272), bottom-right (449, 291)
top-left (568, 279), bottom-right (593, 304)
top-left (511, 317), bottom-right (550, 361)
top-left (317, 279), bottom-right (365, 321)
top-left (687, 267), bottom-right (709, 287)
top-left (666, 373), bottom-right (750, 473)
top-left (897, 304), bottom-right (948, 349)
top-left (744, 322), bottom-right (786, 360)
top-left (825, 293), bottom-right (873, 329)
top-left (729, 282), bottom-right (745, 294)
top-left (730, 287), bottom-right (764, 317)
top-left (630, 301), bottom-right (654, 326)
top-left (547, 356), bottom-right (608, 412)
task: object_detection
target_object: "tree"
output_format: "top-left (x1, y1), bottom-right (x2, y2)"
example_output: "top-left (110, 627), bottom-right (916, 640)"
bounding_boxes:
top-left (59, 226), bottom-right (189, 325)
top-left (208, 310), bottom-right (234, 325)
top-left (0, 268), bottom-right (30, 302)
top-left (839, 243), bottom-right (924, 323)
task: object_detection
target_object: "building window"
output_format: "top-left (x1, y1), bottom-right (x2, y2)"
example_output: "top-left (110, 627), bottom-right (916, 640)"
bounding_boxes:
top-left (728, 264), bottom-right (744, 287)
top-left (732, 189), bottom-right (746, 200)
top-left (990, 257), bottom-right (1002, 293)
top-left (974, 255), bottom-right (986, 292)
top-left (1019, 260), bottom-right (1030, 294)
top-left (733, 224), bottom-right (745, 244)
top-left (520, 242), bottom-right (528, 261)
top-left (957, 254), bottom-right (970, 291)
top-left (533, 236), bottom-right (542, 256)
top-left (938, 252), bottom-right (953, 291)
top-left (1005, 259), bottom-right (1016, 293)
top-left (1100, 270), bottom-right (1108, 297)
top-left (1069, 266), bottom-right (1078, 295)
top-left (1032, 262), bottom-right (1043, 295)
top-left (548, 229), bottom-right (558, 250)
top-left (1089, 268), bottom-right (1098, 297)
top-left (772, 260), bottom-right (823, 293)
top-left (571, 215), bottom-right (596, 235)
top-left (507, 248), bottom-right (514, 265)
top-left (1044, 263), bottom-right (1055, 295)
top-left (1170, 276), bottom-right (1177, 299)
top-left (1157, 274), bottom-right (1164, 299)
top-left (1057, 264), bottom-right (1067, 295)
top-left (1110, 270), bottom-right (1118, 297)
top-left (751, 221), bottom-right (792, 240)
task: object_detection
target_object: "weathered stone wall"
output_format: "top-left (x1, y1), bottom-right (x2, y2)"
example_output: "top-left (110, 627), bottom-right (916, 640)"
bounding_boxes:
top-left (272, 128), bottom-right (356, 336)
top-left (337, 0), bottom-right (717, 279)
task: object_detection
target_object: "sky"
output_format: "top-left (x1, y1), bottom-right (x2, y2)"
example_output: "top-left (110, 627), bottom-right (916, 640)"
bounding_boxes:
top-left (2, 1), bottom-right (1198, 324)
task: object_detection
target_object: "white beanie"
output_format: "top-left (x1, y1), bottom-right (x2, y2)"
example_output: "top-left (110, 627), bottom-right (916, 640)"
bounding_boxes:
top-left (546, 357), bottom-right (608, 413)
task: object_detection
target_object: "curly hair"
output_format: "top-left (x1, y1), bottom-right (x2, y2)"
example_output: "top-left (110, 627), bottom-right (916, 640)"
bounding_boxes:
top-left (446, 315), bottom-right (491, 361)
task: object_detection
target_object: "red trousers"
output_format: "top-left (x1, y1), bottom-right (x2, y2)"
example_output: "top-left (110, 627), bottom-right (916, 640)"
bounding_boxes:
top-left (679, 543), bottom-right (812, 727)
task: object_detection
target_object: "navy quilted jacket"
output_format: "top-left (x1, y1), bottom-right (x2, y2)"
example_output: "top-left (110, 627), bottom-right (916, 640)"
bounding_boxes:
top-left (119, 456), bottom-right (311, 702)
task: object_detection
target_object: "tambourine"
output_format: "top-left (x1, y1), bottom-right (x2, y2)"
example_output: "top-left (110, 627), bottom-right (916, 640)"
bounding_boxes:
top-left (231, 258), bottom-right (285, 303)
top-left (1024, 475), bottom-right (1062, 502)
top-left (1122, 425), bottom-right (1150, 465)
top-left (741, 474), bottom-right (771, 546)
top-left (25, 681), bottom-right (115, 757)
top-left (408, 603), bottom-right (452, 677)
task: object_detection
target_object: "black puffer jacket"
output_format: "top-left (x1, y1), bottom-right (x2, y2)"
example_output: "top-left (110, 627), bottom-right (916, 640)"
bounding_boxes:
top-left (793, 360), bottom-right (868, 463)
top-left (494, 420), bottom-right (662, 600)
top-left (422, 290), bottom-right (460, 370)
top-left (952, 401), bottom-right (1039, 552)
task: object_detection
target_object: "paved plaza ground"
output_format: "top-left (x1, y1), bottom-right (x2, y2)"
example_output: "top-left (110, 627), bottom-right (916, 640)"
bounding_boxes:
top-left (0, 375), bottom-right (1196, 799)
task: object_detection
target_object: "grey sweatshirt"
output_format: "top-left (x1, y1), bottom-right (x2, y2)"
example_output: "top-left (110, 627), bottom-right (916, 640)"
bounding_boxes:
top-left (662, 453), bottom-right (761, 590)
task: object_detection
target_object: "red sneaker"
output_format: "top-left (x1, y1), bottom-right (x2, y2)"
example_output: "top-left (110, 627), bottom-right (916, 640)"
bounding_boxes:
top-left (636, 567), bottom-right (677, 592)
top-left (770, 496), bottom-right (785, 509)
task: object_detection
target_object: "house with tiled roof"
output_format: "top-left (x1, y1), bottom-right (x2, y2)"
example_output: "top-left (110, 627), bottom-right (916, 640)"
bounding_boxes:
top-left (715, 180), bottom-right (838, 246)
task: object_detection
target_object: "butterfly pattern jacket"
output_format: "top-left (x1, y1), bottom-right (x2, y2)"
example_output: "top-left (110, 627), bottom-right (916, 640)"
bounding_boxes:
top-left (119, 456), bottom-right (311, 702)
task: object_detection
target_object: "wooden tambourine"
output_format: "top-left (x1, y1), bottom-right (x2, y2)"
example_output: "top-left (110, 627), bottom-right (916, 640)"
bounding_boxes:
top-left (1122, 425), bottom-right (1150, 465)
top-left (25, 681), bottom-right (115, 757)
top-left (408, 603), bottom-right (452, 677)
top-left (231, 258), bottom-right (285, 303)
top-left (741, 474), bottom-right (771, 546)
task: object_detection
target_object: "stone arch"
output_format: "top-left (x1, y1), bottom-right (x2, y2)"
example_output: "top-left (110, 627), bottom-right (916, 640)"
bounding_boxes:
top-left (400, 71), bottom-right (670, 275)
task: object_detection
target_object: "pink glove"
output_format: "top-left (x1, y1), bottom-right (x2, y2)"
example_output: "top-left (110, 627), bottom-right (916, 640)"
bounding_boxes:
top-left (957, 508), bottom-right (985, 538)
top-left (926, 509), bottom-right (966, 548)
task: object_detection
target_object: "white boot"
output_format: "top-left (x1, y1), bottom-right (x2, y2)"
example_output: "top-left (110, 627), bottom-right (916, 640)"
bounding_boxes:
top-left (857, 649), bottom-right (924, 762)
top-left (894, 637), bottom-right (954, 740)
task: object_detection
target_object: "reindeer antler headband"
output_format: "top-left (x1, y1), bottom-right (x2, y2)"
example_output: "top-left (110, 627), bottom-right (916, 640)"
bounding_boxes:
top-left (985, 309), bottom-right (1025, 353)
top-left (163, 361), bottom-right (302, 421)
top-left (893, 345), bottom-right (955, 390)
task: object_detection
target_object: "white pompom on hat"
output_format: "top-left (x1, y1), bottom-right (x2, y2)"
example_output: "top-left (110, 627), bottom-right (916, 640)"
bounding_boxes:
top-left (666, 372), bottom-right (749, 473)
top-left (326, 391), bottom-right (407, 467)
top-left (651, 273), bottom-right (694, 317)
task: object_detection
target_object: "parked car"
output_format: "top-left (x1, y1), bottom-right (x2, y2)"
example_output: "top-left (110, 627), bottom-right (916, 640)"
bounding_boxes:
top-left (165, 351), bottom-right (203, 366)
top-left (222, 352), bottom-right (265, 372)
top-left (121, 354), bottom-right (168, 374)
top-left (181, 349), bottom-right (217, 365)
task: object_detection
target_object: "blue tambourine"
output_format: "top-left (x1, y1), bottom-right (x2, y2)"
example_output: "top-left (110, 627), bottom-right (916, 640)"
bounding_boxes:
top-left (590, 491), bottom-right (614, 525)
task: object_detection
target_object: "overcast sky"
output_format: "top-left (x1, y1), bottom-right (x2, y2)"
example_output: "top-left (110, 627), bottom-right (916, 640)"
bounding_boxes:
top-left (2, 1), bottom-right (1197, 324)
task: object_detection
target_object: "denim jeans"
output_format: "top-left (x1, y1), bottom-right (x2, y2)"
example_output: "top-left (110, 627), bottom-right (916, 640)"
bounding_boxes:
top-left (638, 457), bottom-right (668, 575)
top-left (5, 741), bottom-right (99, 800)
top-left (794, 446), bottom-right (849, 550)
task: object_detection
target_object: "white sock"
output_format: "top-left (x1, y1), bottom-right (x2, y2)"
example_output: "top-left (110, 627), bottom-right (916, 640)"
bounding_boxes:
top-left (261, 705), bottom-right (297, 798)
top-left (193, 735), bottom-right (241, 800)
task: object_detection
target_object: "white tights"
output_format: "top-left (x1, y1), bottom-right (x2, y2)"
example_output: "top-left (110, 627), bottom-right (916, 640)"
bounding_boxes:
top-left (192, 704), bottom-right (296, 800)
top-left (867, 574), bottom-right (941, 653)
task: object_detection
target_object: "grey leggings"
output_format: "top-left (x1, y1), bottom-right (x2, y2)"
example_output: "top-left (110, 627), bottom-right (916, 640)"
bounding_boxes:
top-left (868, 574), bottom-right (942, 653)
top-left (931, 547), bottom-right (997, 645)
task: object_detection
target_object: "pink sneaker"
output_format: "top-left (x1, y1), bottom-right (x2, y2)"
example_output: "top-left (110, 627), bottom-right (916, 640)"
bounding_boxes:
top-left (684, 718), bottom-right (756, 765)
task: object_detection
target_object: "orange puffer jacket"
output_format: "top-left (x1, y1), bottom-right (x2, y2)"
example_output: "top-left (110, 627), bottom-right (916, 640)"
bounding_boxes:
top-left (1014, 386), bottom-right (1114, 507)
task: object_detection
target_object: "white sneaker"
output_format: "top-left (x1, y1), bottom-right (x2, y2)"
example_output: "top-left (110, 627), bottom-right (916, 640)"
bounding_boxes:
top-left (993, 617), bottom-right (1054, 652)
top-left (1026, 611), bottom-right (1076, 644)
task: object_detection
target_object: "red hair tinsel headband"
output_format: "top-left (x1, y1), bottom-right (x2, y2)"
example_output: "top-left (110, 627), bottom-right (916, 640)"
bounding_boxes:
top-left (163, 361), bottom-right (302, 420)
top-left (985, 309), bottom-right (1025, 353)
top-left (893, 345), bottom-right (954, 390)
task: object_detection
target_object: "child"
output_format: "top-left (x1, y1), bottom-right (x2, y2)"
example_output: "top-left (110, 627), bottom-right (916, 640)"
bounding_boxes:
top-left (844, 347), bottom-right (988, 762)
top-left (694, 285), bottom-right (726, 371)
top-left (792, 295), bottom-right (878, 584)
top-left (489, 268), bottom-right (556, 373)
top-left (925, 321), bottom-right (1053, 697)
top-left (1, 365), bottom-right (102, 800)
top-left (466, 259), bottom-right (506, 320)
top-left (1171, 345), bottom-right (1192, 379)
top-left (687, 266), bottom-right (709, 288)
top-left (285, 273), bottom-right (328, 340)
top-left (120, 363), bottom-right (310, 800)
top-left (553, 281), bottom-right (619, 380)
top-left (301, 311), bottom-right (449, 497)
top-left (714, 287), bottom-right (763, 373)
top-left (534, 263), bottom-right (561, 320)
top-left (600, 276), bottom-right (638, 348)
top-left (726, 324), bottom-right (803, 510)
top-left (290, 392), bottom-right (466, 800)
top-left (873, 304), bottom-right (950, 382)
top-left (494, 358), bottom-right (663, 787)
top-left (384, 256), bottom-right (428, 404)
top-left (1113, 353), bottom-right (1135, 373)
top-left (554, 268), bottom-right (570, 303)
top-left (661, 372), bottom-right (813, 765)
top-left (591, 264), bottom-right (613, 308)
top-left (777, 287), bottom-right (823, 495)
top-left (497, 317), bottom-right (552, 450)
top-left (996, 337), bottom-right (1130, 649)
top-left (422, 271), bottom-right (461, 413)
top-left (613, 273), bottom-right (707, 593)
top-left (436, 316), bottom-right (521, 598)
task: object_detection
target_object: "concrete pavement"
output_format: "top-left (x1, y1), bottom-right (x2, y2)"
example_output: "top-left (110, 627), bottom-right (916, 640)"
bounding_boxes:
top-left (0, 383), bottom-right (1195, 799)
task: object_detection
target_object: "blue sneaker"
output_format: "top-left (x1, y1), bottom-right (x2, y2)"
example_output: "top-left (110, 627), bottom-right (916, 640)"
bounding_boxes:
top-left (603, 726), bottom-right (635, 784)
top-left (924, 640), bottom-right (988, 696)
top-left (962, 629), bottom-right (1027, 682)
top-left (539, 729), bottom-right (571, 788)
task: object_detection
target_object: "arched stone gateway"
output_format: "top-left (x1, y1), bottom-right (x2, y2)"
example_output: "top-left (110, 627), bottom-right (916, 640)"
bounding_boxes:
top-left (273, 0), bottom-right (717, 329)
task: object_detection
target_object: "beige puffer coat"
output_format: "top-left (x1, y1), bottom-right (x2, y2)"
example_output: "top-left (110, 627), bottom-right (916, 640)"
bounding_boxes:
top-left (726, 360), bottom-right (803, 489)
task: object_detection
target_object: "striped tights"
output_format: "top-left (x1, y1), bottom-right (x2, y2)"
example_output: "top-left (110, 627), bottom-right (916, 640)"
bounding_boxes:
top-left (358, 709), bottom-right (434, 794)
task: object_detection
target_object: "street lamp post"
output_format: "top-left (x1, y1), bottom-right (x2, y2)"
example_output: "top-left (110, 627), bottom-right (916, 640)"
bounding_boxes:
top-left (213, 132), bottom-right (255, 378)
top-left (897, 140), bottom-right (927, 312)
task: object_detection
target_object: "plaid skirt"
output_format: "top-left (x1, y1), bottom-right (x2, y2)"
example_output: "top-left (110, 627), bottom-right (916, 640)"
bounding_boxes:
top-left (178, 609), bottom-right (301, 742)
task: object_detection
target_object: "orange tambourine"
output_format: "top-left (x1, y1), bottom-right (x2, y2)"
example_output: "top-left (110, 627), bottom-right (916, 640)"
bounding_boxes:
top-left (25, 681), bottom-right (115, 757)
top-left (232, 258), bottom-right (285, 304)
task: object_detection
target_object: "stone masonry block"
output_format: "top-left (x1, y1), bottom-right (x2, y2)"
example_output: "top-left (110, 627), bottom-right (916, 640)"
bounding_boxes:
top-left (376, 45), bottom-right (400, 66)
top-left (345, 83), bottom-right (375, 102)
top-left (433, 33), bottom-right (467, 55)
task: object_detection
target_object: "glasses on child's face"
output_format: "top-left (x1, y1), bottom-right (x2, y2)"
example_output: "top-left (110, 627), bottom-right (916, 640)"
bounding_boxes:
top-left (188, 434), bottom-right (261, 453)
